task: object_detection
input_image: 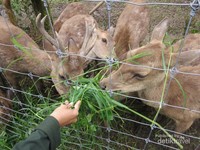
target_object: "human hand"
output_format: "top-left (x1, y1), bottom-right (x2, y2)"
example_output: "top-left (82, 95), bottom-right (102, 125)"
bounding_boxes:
top-left (50, 100), bottom-right (81, 127)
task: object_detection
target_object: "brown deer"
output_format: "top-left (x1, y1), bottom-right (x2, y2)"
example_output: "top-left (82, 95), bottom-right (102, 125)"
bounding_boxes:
top-left (113, 0), bottom-right (149, 60)
top-left (37, 13), bottom-right (116, 67)
top-left (0, 15), bottom-right (97, 96)
top-left (100, 18), bottom-right (200, 133)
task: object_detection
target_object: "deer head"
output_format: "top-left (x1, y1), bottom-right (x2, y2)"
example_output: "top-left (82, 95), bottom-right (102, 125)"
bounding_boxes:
top-left (80, 25), bottom-right (116, 65)
top-left (50, 38), bottom-right (84, 95)
top-left (100, 18), bottom-right (170, 93)
top-left (36, 14), bottom-right (95, 94)
top-left (57, 14), bottom-right (116, 65)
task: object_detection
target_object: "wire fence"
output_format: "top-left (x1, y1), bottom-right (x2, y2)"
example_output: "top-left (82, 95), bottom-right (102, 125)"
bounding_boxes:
top-left (0, 0), bottom-right (200, 150)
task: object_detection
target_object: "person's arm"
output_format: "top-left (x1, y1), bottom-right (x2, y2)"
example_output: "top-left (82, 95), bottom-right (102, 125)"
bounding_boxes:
top-left (13, 116), bottom-right (61, 150)
top-left (13, 100), bottom-right (81, 150)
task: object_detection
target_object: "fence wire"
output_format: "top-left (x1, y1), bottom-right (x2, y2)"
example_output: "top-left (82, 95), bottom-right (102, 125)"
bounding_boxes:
top-left (0, 0), bottom-right (200, 150)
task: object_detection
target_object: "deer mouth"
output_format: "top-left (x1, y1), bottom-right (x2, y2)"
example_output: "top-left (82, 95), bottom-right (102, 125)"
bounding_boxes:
top-left (100, 83), bottom-right (122, 92)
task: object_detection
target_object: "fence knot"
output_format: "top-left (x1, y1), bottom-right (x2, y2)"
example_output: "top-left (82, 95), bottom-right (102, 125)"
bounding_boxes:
top-left (0, 10), bottom-right (6, 17)
top-left (28, 72), bottom-right (33, 79)
top-left (56, 49), bottom-right (64, 58)
top-left (38, 94), bottom-right (44, 99)
top-left (107, 126), bottom-right (111, 132)
top-left (190, 0), bottom-right (200, 17)
top-left (106, 138), bottom-right (111, 143)
top-left (170, 67), bottom-right (178, 78)
top-left (145, 138), bottom-right (150, 144)
top-left (106, 57), bottom-right (117, 65)
top-left (108, 89), bottom-right (113, 97)
top-left (9, 87), bottom-right (15, 93)
top-left (23, 113), bottom-right (28, 117)
top-left (43, 0), bottom-right (48, 7)
top-left (64, 79), bottom-right (73, 86)
top-left (13, 45), bottom-right (21, 51)
top-left (151, 124), bottom-right (156, 130)
top-left (18, 100), bottom-right (23, 107)
top-left (105, 0), bottom-right (112, 11)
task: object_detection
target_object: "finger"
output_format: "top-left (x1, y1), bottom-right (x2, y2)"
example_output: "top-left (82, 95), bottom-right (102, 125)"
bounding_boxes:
top-left (64, 100), bottom-right (69, 105)
top-left (65, 102), bottom-right (73, 109)
top-left (60, 104), bottom-right (67, 108)
top-left (74, 100), bottom-right (81, 110)
top-left (69, 102), bottom-right (74, 106)
top-left (60, 103), bottom-right (70, 109)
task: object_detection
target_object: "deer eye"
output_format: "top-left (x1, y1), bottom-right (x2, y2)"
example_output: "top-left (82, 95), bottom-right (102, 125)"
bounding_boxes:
top-left (102, 38), bottom-right (107, 44)
top-left (133, 73), bottom-right (146, 80)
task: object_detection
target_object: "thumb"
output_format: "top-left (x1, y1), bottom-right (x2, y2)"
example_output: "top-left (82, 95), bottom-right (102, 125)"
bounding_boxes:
top-left (74, 100), bottom-right (81, 110)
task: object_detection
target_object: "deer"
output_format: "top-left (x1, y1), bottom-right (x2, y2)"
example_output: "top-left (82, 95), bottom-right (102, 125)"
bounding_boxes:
top-left (37, 13), bottom-right (116, 68)
top-left (0, 14), bottom-right (100, 97)
top-left (100, 18), bottom-right (200, 133)
top-left (113, 0), bottom-right (149, 60)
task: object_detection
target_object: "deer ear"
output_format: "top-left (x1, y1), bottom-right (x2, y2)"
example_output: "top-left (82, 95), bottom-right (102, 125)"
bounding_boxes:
top-left (68, 38), bottom-right (79, 53)
top-left (151, 18), bottom-right (169, 42)
top-left (170, 49), bottom-right (200, 66)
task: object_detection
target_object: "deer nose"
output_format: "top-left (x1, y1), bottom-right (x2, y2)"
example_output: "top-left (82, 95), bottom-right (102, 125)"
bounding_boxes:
top-left (100, 81), bottom-right (106, 90)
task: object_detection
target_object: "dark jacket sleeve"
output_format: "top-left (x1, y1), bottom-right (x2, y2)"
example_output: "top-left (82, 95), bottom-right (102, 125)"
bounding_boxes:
top-left (13, 116), bottom-right (61, 150)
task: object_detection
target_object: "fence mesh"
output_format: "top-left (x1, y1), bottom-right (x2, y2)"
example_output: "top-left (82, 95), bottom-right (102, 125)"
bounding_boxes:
top-left (0, 0), bottom-right (200, 150)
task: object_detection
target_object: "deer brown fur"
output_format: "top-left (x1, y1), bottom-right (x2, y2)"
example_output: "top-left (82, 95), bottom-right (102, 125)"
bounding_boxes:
top-left (170, 34), bottom-right (200, 53)
top-left (54, 2), bottom-right (88, 32)
top-left (100, 18), bottom-right (200, 133)
top-left (113, 0), bottom-right (149, 60)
